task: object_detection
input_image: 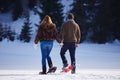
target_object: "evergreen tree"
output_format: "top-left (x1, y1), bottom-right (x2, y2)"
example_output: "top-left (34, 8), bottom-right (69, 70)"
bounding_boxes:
top-left (28, 0), bottom-right (37, 9)
top-left (91, 0), bottom-right (118, 43)
top-left (109, 0), bottom-right (120, 41)
top-left (7, 26), bottom-right (16, 41)
top-left (0, 0), bottom-right (15, 13)
top-left (71, 0), bottom-right (115, 43)
top-left (0, 23), bottom-right (3, 41)
top-left (1, 24), bottom-right (16, 42)
top-left (35, 0), bottom-right (64, 32)
top-left (12, 0), bottom-right (23, 21)
top-left (19, 16), bottom-right (32, 42)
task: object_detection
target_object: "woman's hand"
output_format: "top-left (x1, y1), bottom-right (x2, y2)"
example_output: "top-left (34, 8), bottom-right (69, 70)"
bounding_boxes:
top-left (33, 43), bottom-right (37, 49)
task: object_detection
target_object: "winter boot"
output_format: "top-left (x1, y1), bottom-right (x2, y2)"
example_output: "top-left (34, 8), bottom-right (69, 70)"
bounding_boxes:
top-left (39, 66), bottom-right (46, 75)
top-left (71, 66), bottom-right (76, 74)
top-left (47, 66), bottom-right (57, 73)
top-left (71, 62), bottom-right (76, 74)
top-left (62, 63), bottom-right (68, 70)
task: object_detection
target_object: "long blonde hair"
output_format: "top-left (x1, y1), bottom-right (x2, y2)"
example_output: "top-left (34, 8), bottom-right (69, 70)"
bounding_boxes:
top-left (40, 15), bottom-right (53, 25)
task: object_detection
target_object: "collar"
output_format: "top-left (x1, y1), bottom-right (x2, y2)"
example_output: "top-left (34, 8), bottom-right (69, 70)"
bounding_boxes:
top-left (66, 19), bottom-right (75, 22)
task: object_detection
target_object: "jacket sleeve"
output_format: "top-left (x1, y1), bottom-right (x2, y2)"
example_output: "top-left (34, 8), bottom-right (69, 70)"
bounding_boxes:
top-left (54, 27), bottom-right (61, 43)
top-left (34, 27), bottom-right (40, 44)
top-left (76, 24), bottom-right (81, 43)
top-left (59, 24), bottom-right (65, 43)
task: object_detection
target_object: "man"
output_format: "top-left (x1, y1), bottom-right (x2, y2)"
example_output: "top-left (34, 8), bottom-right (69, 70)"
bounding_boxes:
top-left (59, 13), bottom-right (81, 74)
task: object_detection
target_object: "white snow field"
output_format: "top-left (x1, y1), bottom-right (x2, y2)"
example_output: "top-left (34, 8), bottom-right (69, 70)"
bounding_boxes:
top-left (0, 69), bottom-right (120, 80)
top-left (0, 40), bottom-right (120, 80)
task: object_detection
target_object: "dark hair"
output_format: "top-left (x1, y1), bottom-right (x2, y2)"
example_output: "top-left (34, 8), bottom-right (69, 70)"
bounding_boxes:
top-left (67, 13), bottom-right (74, 19)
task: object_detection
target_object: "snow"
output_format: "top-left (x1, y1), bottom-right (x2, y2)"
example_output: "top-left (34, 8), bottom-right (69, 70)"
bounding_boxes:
top-left (0, 40), bottom-right (120, 80)
top-left (0, 11), bottom-right (13, 23)
top-left (61, 0), bottom-right (73, 13)
top-left (0, 70), bottom-right (120, 80)
top-left (61, 0), bottom-right (73, 19)
top-left (0, 40), bottom-right (120, 70)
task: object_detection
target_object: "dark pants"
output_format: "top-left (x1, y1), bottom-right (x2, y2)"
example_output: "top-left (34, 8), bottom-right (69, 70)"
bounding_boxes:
top-left (60, 42), bottom-right (76, 66)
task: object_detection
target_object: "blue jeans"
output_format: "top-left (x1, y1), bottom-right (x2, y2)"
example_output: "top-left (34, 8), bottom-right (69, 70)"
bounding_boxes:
top-left (40, 41), bottom-right (53, 68)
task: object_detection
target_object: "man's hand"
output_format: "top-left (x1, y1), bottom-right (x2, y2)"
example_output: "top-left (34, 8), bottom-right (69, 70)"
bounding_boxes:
top-left (59, 43), bottom-right (64, 48)
top-left (75, 44), bottom-right (79, 47)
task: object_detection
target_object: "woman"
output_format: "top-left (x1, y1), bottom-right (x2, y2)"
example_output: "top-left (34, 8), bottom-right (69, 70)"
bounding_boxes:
top-left (34, 15), bottom-right (60, 74)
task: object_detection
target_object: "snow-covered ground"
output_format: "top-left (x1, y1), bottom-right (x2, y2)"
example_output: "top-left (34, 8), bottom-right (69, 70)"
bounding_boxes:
top-left (0, 69), bottom-right (120, 80)
top-left (0, 40), bottom-right (120, 80)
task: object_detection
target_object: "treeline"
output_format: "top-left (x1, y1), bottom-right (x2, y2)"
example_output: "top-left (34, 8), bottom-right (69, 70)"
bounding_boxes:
top-left (0, 0), bottom-right (120, 43)
top-left (71, 0), bottom-right (120, 43)
top-left (0, 16), bottom-right (32, 42)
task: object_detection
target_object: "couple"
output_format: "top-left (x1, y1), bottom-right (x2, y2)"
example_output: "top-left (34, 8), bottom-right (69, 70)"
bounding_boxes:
top-left (34, 13), bottom-right (81, 74)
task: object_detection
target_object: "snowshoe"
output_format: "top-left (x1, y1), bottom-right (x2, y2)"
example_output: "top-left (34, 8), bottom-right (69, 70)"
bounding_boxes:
top-left (47, 66), bottom-right (57, 73)
top-left (61, 65), bottom-right (73, 73)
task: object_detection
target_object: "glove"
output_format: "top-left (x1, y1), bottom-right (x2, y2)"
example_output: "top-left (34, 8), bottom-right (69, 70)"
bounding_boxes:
top-left (75, 44), bottom-right (78, 47)
top-left (33, 43), bottom-right (37, 49)
top-left (59, 43), bottom-right (64, 47)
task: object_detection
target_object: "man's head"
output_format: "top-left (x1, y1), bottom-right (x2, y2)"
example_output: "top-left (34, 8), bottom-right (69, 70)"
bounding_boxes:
top-left (67, 13), bottom-right (74, 19)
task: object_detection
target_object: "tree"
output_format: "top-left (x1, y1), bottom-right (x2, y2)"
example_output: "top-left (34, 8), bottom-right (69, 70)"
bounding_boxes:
top-left (109, 0), bottom-right (120, 41)
top-left (0, 24), bottom-right (16, 42)
top-left (6, 26), bottom-right (16, 41)
top-left (19, 16), bottom-right (32, 42)
top-left (90, 0), bottom-right (120, 43)
top-left (28, 0), bottom-right (37, 9)
top-left (34, 0), bottom-right (64, 32)
top-left (71, 0), bottom-right (117, 43)
top-left (0, 0), bottom-right (15, 13)
top-left (0, 23), bottom-right (3, 41)
top-left (12, 0), bottom-right (23, 21)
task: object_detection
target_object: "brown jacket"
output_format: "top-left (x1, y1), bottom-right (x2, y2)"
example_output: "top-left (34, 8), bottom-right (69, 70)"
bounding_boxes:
top-left (60, 20), bottom-right (81, 43)
top-left (34, 23), bottom-right (60, 44)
